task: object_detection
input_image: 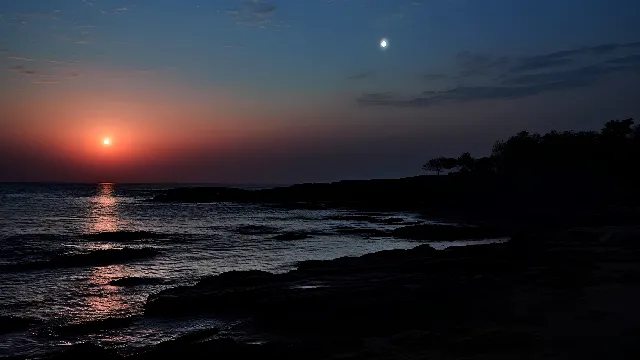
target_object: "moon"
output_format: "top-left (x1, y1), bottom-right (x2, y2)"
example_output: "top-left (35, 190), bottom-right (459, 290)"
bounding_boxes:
top-left (380, 38), bottom-right (388, 50)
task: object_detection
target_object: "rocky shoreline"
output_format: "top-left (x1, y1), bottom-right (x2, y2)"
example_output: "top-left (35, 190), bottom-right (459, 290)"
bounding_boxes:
top-left (18, 219), bottom-right (640, 360)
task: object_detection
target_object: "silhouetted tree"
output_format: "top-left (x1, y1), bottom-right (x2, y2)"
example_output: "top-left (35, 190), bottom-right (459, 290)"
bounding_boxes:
top-left (602, 118), bottom-right (634, 139)
top-left (457, 152), bottom-right (475, 172)
top-left (424, 118), bottom-right (638, 182)
top-left (423, 157), bottom-right (458, 175)
top-left (473, 157), bottom-right (496, 174)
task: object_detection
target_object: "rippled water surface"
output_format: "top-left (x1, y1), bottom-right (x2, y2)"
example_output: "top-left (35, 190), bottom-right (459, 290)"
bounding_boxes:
top-left (0, 183), bottom-right (433, 356)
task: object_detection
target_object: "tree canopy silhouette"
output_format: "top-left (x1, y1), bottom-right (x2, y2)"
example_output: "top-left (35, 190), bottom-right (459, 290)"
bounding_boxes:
top-left (423, 118), bottom-right (639, 183)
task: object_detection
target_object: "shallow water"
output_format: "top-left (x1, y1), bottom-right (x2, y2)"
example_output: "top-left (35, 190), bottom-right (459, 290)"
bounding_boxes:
top-left (1, 183), bottom-right (443, 356)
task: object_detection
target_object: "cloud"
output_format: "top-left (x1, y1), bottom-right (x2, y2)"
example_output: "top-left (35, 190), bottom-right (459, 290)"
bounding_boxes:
top-left (347, 70), bottom-right (376, 80)
top-left (357, 41), bottom-right (640, 108)
top-left (11, 65), bottom-right (37, 75)
top-left (7, 56), bottom-right (36, 61)
top-left (605, 54), bottom-right (640, 66)
top-left (359, 80), bottom-right (591, 108)
top-left (101, 7), bottom-right (131, 16)
top-left (227, 0), bottom-right (279, 28)
top-left (450, 41), bottom-right (640, 78)
top-left (520, 42), bottom-right (639, 64)
top-left (508, 57), bottom-right (573, 73)
top-left (456, 51), bottom-right (509, 77)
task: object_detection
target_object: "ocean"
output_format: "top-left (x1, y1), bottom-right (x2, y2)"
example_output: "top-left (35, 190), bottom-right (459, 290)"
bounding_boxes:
top-left (0, 182), bottom-right (448, 357)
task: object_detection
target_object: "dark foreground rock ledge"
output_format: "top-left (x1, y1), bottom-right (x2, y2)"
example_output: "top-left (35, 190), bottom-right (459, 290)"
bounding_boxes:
top-left (25, 225), bottom-right (640, 359)
top-left (138, 225), bottom-right (640, 359)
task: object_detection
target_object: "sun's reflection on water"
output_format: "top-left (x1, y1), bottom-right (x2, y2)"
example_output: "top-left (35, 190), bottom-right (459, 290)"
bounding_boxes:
top-left (82, 264), bottom-right (136, 321)
top-left (81, 183), bottom-right (136, 321)
top-left (87, 183), bottom-right (120, 233)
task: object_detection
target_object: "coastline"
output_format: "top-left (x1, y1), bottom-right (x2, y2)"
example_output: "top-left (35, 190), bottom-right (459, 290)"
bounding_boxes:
top-left (19, 217), bottom-right (640, 359)
top-left (5, 172), bottom-right (640, 359)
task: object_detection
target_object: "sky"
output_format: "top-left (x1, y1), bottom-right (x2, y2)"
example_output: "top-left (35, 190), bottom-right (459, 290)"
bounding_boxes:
top-left (1, 0), bottom-right (640, 183)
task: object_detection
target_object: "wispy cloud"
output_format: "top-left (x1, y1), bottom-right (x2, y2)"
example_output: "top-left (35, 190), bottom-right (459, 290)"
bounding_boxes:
top-left (347, 70), bottom-right (376, 80)
top-left (227, 0), bottom-right (280, 28)
top-left (11, 65), bottom-right (38, 75)
top-left (7, 56), bottom-right (36, 61)
top-left (32, 80), bottom-right (60, 84)
top-left (100, 6), bottom-right (131, 15)
top-left (508, 42), bottom-right (640, 73)
top-left (456, 51), bottom-right (509, 78)
top-left (357, 41), bottom-right (640, 108)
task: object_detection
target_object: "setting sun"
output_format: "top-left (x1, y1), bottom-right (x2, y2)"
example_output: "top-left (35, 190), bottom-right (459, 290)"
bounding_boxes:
top-left (103, 138), bottom-right (111, 146)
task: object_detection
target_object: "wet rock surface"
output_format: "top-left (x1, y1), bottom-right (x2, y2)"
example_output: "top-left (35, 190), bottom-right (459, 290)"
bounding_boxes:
top-left (390, 223), bottom-right (508, 240)
top-left (130, 225), bottom-right (640, 359)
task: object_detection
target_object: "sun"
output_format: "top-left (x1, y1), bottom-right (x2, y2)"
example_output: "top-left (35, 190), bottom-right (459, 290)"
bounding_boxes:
top-left (103, 138), bottom-right (111, 146)
top-left (380, 38), bottom-right (389, 50)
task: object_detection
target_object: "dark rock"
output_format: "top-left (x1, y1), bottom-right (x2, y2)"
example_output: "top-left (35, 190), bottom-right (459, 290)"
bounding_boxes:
top-left (327, 215), bottom-right (379, 222)
top-left (108, 277), bottom-right (167, 287)
top-left (328, 215), bottom-right (405, 224)
top-left (235, 225), bottom-right (280, 235)
top-left (196, 270), bottom-right (277, 288)
top-left (145, 270), bottom-right (277, 316)
top-left (43, 343), bottom-right (122, 360)
top-left (0, 315), bottom-right (41, 335)
top-left (129, 337), bottom-right (288, 360)
top-left (335, 227), bottom-right (389, 237)
top-left (391, 224), bottom-right (507, 241)
top-left (139, 226), bottom-right (640, 359)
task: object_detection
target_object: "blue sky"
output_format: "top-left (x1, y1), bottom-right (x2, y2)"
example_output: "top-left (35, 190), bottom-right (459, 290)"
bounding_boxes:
top-left (1, 0), bottom-right (640, 183)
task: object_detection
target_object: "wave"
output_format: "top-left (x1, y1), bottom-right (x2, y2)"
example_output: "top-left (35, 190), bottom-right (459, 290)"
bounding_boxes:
top-left (109, 276), bottom-right (168, 287)
top-left (79, 230), bottom-right (166, 242)
top-left (235, 225), bottom-right (280, 235)
top-left (54, 316), bottom-right (140, 336)
top-left (0, 234), bottom-right (68, 266)
top-left (271, 231), bottom-right (313, 241)
top-left (0, 247), bottom-right (160, 272)
top-left (335, 227), bottom-right (389, 237)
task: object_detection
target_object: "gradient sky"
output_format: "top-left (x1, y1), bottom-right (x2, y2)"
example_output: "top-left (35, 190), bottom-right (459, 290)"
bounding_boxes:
top-left (1, 0), bottom-right (640, 183)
